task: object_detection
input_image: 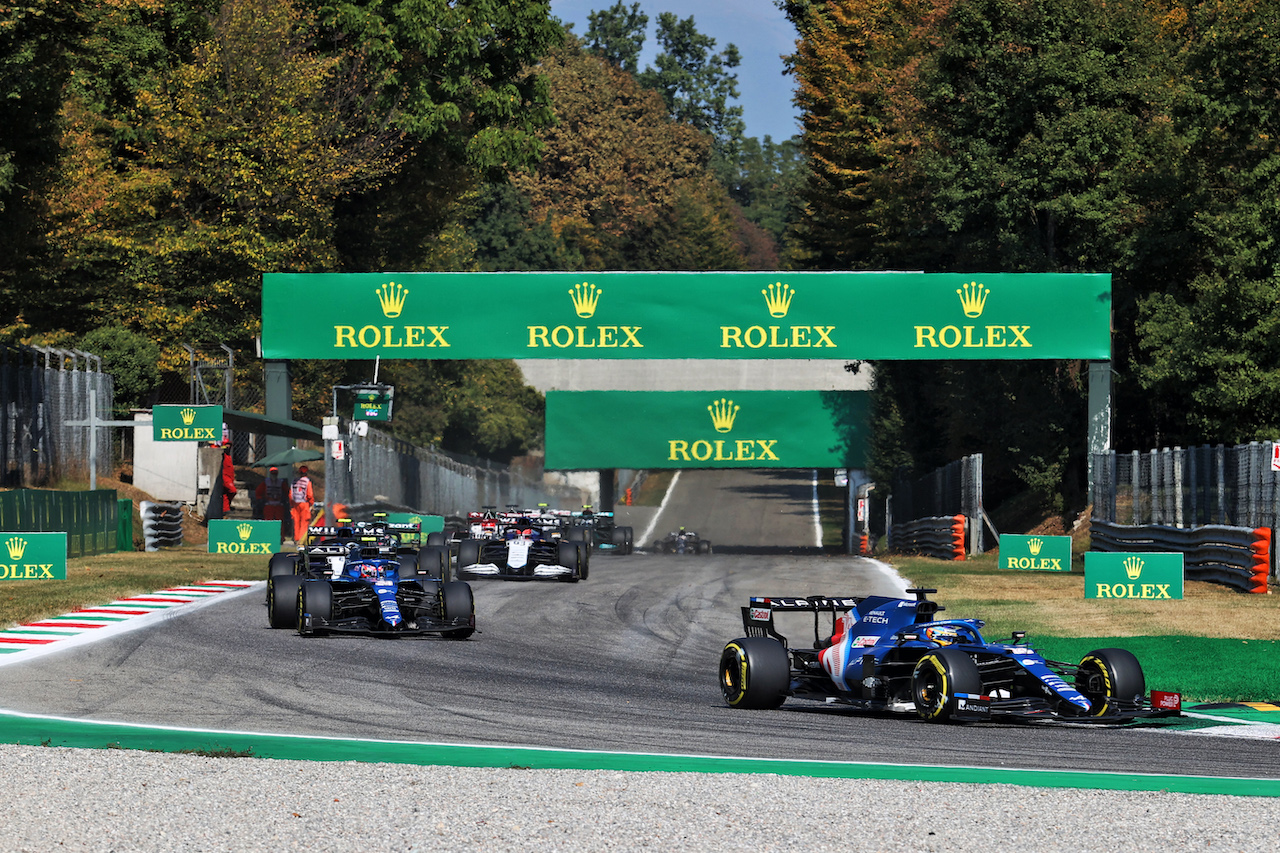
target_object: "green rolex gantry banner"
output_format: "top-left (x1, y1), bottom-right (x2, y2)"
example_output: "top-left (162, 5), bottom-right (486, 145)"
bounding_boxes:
top-left (262, 272), bottom-right (1111, 360)
top-left (545, 391), bottom-right (869, 470)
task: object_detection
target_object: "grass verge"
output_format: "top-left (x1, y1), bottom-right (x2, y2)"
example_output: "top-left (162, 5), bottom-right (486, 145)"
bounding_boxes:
top-left (0, 547), bottom-right (264, 630)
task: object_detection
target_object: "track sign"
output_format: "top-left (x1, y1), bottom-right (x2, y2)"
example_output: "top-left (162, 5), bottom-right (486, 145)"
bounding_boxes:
top-left (1272, 442), bottom-right (1280, 472)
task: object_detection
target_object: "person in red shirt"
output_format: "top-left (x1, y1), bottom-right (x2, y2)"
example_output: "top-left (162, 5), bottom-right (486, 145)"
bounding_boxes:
top-left (255, 466), bottom-right (290, 540)
top-left (290, 465), bottom-right (316, 544)
top-left (220, 443), bottom-right (237, 514)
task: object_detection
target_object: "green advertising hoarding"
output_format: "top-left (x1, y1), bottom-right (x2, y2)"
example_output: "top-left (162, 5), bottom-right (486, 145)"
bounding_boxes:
top-left (0, 532), bottom-right (68, 580)
top-left (208, 520), bottom-right (282, 554)
top-left (545, 391), bottom-right (868, 470)
top-left (999, 534), bottom-right (1072, 571)
top-left (1084, 552), bottom-right (1184, 600)
top-left (262, 272), bottom-right (1111, 361)
top-left (153, 405), bottom-right (223, 442)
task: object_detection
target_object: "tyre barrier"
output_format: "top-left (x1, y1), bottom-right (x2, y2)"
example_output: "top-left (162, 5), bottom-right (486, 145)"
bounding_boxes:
top-left (140, 500), bottom-right (185, 552)
top-left (889, 515), bottom-right (967, 561)
top-left (1090, 520), bottom-right (1270, 594)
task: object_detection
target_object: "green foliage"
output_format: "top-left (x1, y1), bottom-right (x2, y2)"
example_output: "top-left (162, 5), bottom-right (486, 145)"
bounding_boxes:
top-left (637, 11), bottom-right (746, 183)
top-left (584, 1), bottom-right (648, 73)
top-left (79, 326), bottom-right (162, 414)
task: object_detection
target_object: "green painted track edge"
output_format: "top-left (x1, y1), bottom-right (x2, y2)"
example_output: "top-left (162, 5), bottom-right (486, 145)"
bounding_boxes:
top-left (1, 711), bottom-right (1276, 797)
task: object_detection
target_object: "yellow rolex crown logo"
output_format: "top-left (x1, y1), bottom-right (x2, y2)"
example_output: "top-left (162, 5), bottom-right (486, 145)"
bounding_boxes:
top-left (568, 282), bottom-right (602, 318)
top-left (180, 407), bottom-right (197, 425)
top-left (376, 282), bottom-right (408, 318)
top-left (5, 537), bottom-right (27, 560)
top-left (1028, 537), bottom-right (1043, 556)
top-left (1124, 556), bottom-right (1144, 580)
top-left (237, 523), bottom-right (254, 541)
top-left (708, 398), bottom-right (739, 433)
top-left (762, 282), bottom-right (794, 318)
top-left (957, 281), bottom-right (989, 318)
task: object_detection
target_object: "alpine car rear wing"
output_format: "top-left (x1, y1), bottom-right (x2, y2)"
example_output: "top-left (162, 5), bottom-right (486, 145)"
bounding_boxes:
top-left (741, 596), bottom-right (865, 647)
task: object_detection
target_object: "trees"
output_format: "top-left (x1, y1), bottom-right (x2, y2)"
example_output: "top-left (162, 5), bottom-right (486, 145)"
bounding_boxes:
top-left (584, 1), bottom-right (648, 73)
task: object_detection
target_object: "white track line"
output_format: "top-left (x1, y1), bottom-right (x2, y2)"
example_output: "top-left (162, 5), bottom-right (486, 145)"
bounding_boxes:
top-left (811, 468), bottom-right (822, 548)
top-left (638, 470), bottom-right (681, 547)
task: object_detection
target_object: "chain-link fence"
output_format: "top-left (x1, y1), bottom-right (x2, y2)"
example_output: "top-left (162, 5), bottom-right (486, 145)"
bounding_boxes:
top-left (325, 425), bottom-right (589, 518)
top-left (1092, 442), bottom-right (1280, 529)
top-left (887, 453), bottom-right (985, 554)
top-left (1, 345), bottom-right (114, 486)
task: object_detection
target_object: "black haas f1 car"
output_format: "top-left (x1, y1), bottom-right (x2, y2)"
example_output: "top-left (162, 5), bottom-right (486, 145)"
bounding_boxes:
top-left (267, 539), bottom-right (472, 638)
top-left (455, 518), bottom-right (589, 582)
top-left (653, 527), bottom-right (711, 554)
top-left (720, 589), bottom-right (1179, 723)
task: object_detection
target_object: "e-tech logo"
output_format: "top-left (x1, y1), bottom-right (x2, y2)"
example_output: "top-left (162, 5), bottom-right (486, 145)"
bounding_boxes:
top-left (667, 398), bottom-right (780, 462)
top-left (720, 282), bottom-right (837, 350)
top-left (526, 282), bottom-right (643, 349)
top-left (913, 282), bottom-right (1032, 350)
top-left (332, 282), bottom-right (451, 350)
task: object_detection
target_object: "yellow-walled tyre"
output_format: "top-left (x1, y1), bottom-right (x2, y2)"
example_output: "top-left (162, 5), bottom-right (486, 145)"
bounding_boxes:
top-left (1076, 648), bottom-right (1145, 716)
top-left (720, 637), bottom-right (790, 710)
top-left (912, 647), bottom-right (983, 722)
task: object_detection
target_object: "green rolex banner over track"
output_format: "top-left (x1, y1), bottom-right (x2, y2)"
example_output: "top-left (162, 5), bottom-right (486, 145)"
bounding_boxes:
top-left (545, 391), bottom-right (869, 470)
top-left (262, 272), bottom-right (1111, 361)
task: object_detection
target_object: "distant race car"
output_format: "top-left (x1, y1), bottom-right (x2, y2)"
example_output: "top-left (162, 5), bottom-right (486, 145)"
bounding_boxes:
top-left (653, 527), bottom-right (711, 554)
top-left (455, 518), bottom-right (589, 582)
top-left (297, 519), bottom-right (450, 581)
top-left (565, 508), bottom-right (633, 555)
top-left (267, 540), bottom-right (474, 638)
top-left (719, 588), bottom-right (1179, 723)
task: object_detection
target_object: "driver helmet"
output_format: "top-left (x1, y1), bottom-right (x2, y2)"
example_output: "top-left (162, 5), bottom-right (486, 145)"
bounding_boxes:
top-left (924, 625), bottom-right (961, 646)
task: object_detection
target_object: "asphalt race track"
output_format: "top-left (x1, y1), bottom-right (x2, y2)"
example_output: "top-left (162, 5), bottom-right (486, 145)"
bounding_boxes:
top-left (2, 470), bottom-right (1278, 780)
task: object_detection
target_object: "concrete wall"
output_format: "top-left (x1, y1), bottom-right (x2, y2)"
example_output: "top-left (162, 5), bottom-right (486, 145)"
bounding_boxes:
top-left (132, 414), bottom-right (198, 501)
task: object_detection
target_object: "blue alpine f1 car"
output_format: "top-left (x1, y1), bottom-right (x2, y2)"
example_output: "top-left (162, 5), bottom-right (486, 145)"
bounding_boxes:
top-left (720, 589), bottom-right (1178, 723)
top-left (267, 541), bottom-right (474, 638)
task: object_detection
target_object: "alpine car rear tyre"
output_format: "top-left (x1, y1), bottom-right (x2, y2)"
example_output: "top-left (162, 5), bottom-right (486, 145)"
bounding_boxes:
top-left (912, 647), bottom-right (984, 722)
top-left (426, 532), bottom-right (446, 547)
top-left (419, 546), bottom-right (448, 581)
top-left (298, 580), bottom-right (332, 634)
top-left (440, 581), bottom-right (475, 639)
top-left (267, 575), bottom-right (302, 629)
top-left (720, 637), bottom-right (790, 710)
top-left (398, 555), bottom-right (420, 579)
top-left (268, 553), bottom-right (298, 579)
top-left (1075, 648), bottom-right (1146, 717)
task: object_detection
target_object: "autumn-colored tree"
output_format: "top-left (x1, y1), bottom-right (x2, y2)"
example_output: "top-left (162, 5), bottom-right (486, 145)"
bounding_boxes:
top-left (502, 36), bottom-right (750, 270)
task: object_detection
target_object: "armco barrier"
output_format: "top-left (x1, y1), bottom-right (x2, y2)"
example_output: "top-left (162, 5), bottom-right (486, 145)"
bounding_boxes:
top-left (1090, 520), bottom-right (1271, 593)
top-left (140, 501), bottom-right (184, 551)
top-left (0, 488), bottom-right (118, 557)
top-left (889, 515), bottom-right (966, 561)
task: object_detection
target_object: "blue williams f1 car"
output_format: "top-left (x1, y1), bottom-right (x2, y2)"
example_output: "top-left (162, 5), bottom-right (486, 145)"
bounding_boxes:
top-left (720, 589), bottom-right (1178, 723)
top-left (267, 542), bottom-right (474, 638)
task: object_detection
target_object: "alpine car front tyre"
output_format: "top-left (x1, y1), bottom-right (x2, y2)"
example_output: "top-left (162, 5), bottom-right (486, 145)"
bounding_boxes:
top-left (720, 637), bottom-right (790, 710)
top-left (440, 581), bottom-right (475, 639)
top-left (267, 575), bottom-right (302, 629)
top-left (298, 580), bottom-right (332, 635)
top-left (912, 647), bottom-right (983, 722)
top-left (1076, 648), bottom-right (1146, 716)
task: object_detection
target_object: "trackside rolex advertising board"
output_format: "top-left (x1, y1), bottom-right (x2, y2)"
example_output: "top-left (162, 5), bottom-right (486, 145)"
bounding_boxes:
top-left (261, 272), bottom-right (1111, 361)
top-left (0, 532), bottom-right (67, 580)
top-left (153, 405), bottom-right (223, 442)
top-left (208, 520), bottom-right (282, 554)
top-left (999, 534), bottom-right (1072, 571)
top-left (545, 391), bottom-right (869, 470)
top-left (1084, 552), bottom-right (1184, 600)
